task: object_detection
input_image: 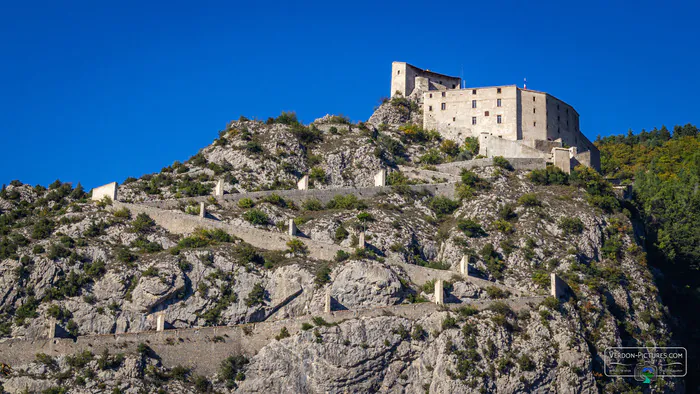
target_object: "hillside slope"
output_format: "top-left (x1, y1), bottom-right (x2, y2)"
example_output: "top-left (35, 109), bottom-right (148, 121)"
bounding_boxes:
top-left (0, 103), bottom-right (681, 393)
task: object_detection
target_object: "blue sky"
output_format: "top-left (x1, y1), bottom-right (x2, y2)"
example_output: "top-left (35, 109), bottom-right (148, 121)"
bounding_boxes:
top-left (1, 0), bottom-right (698, 189)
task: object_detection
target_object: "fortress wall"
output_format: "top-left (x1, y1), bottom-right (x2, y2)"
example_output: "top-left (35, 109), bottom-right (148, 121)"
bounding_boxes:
top-left (140, 183), bottom-right (456, 210)
top-left (478, 134), bottom-right (551, 160)
top-left (423, 86), bottom-right (519, 143)
top-left (519, 90), bottom-right (549, 141)
top-left (0, 297), bottom-right (546, 376)
top-left (391, 62), bottom-right (461, 97)
top-left (432, 157), bottom-right (546, 175)
top-left (397, 166), bottom-right (461, 183)
top-left (91, 182), bottom-right (117, 201)
top-left (113, 203), bottom-right (345, 261)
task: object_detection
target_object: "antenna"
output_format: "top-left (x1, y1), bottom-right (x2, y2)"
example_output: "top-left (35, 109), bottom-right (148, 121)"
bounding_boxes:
top-left (524, 78), bottom-right (527, 90)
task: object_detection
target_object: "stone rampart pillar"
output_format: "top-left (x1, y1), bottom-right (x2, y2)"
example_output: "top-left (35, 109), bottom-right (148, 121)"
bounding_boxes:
top-left (156, 312), bottom-right (166, 332)
top-left (358, 232), bottom-right (366, 249)
top-left (214, 179), bottom-right (224, 197)
top-left (47, 319), bottom-right (57, 339)
top-left (297, 175), bottom-right (309, 190)
top-left (551, 273), bottom-right (567, 299)
top-left (374, 169), bottom-right (387, 187)
top-left (91, 182), bottom-right (118, 202)
top-left (199, 202), bottom-right (206, 218)
top-left (288, 219), bottom-right (297, 236)
top-left (552, 148), bottom-right (572, 174)
top-left (434, 279), bottom-right (444, 305)
top-left (460, 255), bottom-right (468, 276)
top-left (324, 289), bottom-right (332, 313)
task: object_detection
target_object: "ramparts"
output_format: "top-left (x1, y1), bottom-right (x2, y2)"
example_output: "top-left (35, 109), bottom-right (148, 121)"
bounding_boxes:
top-left (0, 296), bottom-right (546, 376)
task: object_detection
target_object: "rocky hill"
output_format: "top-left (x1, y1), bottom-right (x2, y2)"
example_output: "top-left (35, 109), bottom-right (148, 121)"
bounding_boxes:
top-left (0, 100), bottom-right (680, 393)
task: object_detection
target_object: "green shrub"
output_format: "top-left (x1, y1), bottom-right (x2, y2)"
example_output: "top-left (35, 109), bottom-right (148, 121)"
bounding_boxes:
top-left (356, 212), bottom-right (374, 223)
top-left (493, 219), bottom-right (514, 234)
top-left (302, 198), bottom-right (324, 211)
top-left (602, 234), bottom-right (623, 261)
top-left (541, 296), bottom-right (560, 310)
top-left (113, 207), bottom-right (131, 219)
top-left (243, 209), bottom-right (269, 225)
top-left (275, 327), bottom-right (291, 340)
top-left (531, 271), bottom-right (550, 288)
top-left (301, 322), bottom-right (313, 331)
top-left (497, 204), bottom-right (517, 221)
top-left (441, 316), bottom-right (458, 330)
top-left (245, 141), bottom-right (263, 154)
top-left (517, 193), bottom-right (541, 207)
top-left (237, 198), bottom-right (255, 208)
top-left (481, 243), bottom-right (505, 280)
top-left (517, 354), bottom-right (535, 371)
top-left (428, 197), bottom-right (459, 218)
top-left (386, 171), bottom-right (408, 186)
top-left (326, 194), bottom-right (366, 210)
top-left (457, 219), bottom-right (486, 237)
top-left (262, 193), bottom-right (288, 208)
top-left (218, 355), bottom-right (249, 384)
top-left (420, 149), bottom-right (443, 165)
top-left (31, 218), bottom-right (55, 239)
top-left (527, 166), bottom-right (569, 185)
top-left (460, 170), bottom-right (488, 189)
top-left (493, 156), bottom-right (513, 170)
top-left (244, 282), bottom-right (266, 307)
top-left (309, 167), bottom-right (326, 184)
top-left (130, 213), bottom-right (156, 234)
top-left (286, 238), bottom-right (308, 256)
top-left (116, 247), bottom-right (136, 264)
top-left (485, 286), bottom-right (509, 299)
top-left (314, 264), bottom-right (332, 287)
top-left (334, 250), bottom-right (349, 262)
top-left (457, 305), bottom-right (479, 318)
top-left (558, 217), bottom-right (584, 235)
top-left (334, 226), bottom-right (349, 242)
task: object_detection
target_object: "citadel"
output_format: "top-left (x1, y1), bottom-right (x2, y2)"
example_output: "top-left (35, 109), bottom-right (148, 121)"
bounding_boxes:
top-left (391, 61), bottom-right (600, 172)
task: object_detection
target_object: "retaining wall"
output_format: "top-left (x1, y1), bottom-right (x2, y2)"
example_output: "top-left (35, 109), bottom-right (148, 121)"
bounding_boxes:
top-left (139, 183), bottom-right (456, 210)
top-left (432, 157), bottom-right (546, 175)
top-left (113, 202), bottom-right (345, 261)
top-left (0, 297), bottom-right (546, 376)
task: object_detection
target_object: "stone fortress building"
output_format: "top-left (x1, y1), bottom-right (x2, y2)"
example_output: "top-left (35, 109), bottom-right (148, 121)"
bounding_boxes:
top-left (391, 62), bottom-right (600, 171)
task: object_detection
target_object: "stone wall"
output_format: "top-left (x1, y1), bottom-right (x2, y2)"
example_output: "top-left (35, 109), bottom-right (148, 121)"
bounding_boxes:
top-left (432, 157), bottom-right (547, 175)
top-left (140, 183), bottom-right (456, 210)
top-left (113, 202), bottom-right (345, 261)
top-left (0, 297), bottom-right (546, 376)
top-left (478, 133), bottom-right (550, 160)
top-left (423, 86), bottom-right (519, 143)
top-left (391, 62), bottom-right (461, 98)
top-left (91, 182), bottom-right (117, 201)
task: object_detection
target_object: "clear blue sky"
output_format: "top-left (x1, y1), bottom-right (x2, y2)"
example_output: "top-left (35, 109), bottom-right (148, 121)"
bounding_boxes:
top-left (1, 0), bottom-right (698, 189)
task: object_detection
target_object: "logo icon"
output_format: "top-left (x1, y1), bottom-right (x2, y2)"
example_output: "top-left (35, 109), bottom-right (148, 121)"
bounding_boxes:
top-left (635, 365), bottom-right (656, 384)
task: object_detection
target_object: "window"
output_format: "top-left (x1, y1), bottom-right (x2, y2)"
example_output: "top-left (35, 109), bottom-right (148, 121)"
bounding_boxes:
top-left (441, 103), bottom-right (446, 110)
top-left (533, 96), bottom-right (536, 102)
top-left (472, 117), bottom-right (477, 125)
top-left (557, 104), bottom-right (560, 110)
top-left (428, 105), bottom-right (433, 111)
top-left (557, 115), bottom-right (560, 121)
top-left (429, 93), bottom-right (432, 98)
top-left (472, 89), bottom-right (477, 94)
top-left (452, 117), bottom-right (456, 122)
top-left (497, 88), bottom-right (502, 94)
top-left (398, 70), bottom-right (401, 74)
top-left (472, 100), bottom-right (477, 108)
top-left (452, 84), bottom-right (456, 89)
top-left (497, 115), bottom-right (502, 124)
top-left (441, 92), bottom-right (446, 97)
top-left (485, 111), bottom-right (490, 116)
top-left (533, 121), bottom-right (537, 127)
top-left (533, 108), bottom-right (536, 114)
top-left (557, 127), bottom-right (560, 134)
top-left (497, 99), bottom-right (502, 107)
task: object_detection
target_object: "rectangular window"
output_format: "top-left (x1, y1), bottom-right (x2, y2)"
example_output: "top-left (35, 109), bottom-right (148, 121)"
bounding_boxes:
top-left (497, 115), bottom-right (502, 124)
top-left (441, 103), bottom-right (446, 110)
top-left (472, 100), bottom-right (477, 108)
top-left (533, 121), bottom-right (537, 127)
top-left (472, 89), bottom-right (477, 94)
top-left (497, 99), bottom-right (502, 107)
top-left (533, 108), bottom-right (536, 114)
top-left (472, 117), bottom-right (477, 125)
top-left (497, 88), bottom-right (502, 94)
top-left (533, 96), bottom-right (536, 102)
top-left (484, 111), bottom-right (490, 116)
top-left (441, 92), bottom-right (446, 97)
top-left (429, 93), bottom-right (432, 98)
top-left (452, 84), bottom-right (456, 89)
top-left (428, 105), bottom-right (432, 111)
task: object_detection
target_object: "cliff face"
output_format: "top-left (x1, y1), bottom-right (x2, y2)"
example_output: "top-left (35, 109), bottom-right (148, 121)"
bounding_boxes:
top-left (0, 104), bottom-right (679, 393)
